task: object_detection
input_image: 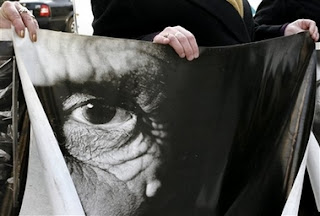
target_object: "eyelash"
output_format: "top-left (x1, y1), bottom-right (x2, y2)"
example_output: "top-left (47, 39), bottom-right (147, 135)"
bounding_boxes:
top-left (65, 98), bottom-right (133, 126)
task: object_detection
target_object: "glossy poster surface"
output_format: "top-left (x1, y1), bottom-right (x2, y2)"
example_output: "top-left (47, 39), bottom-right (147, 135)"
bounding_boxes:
top-left (13, 30), bottom-right (316, 216)
top-left (0, 41), bottom-right (14, 211)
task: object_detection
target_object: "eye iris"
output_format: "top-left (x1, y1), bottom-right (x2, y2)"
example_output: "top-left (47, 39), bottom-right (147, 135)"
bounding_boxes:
top-left (82, 102), bottom-right (116, 124)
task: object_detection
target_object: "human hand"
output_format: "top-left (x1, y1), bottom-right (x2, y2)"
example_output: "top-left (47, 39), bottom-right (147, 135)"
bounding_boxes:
top-left (153, 26), bottom-right (199, 61)
top-left (0, 1), bottom-right (38, 42)
top-left (284, 19), bottom-right (319, 42)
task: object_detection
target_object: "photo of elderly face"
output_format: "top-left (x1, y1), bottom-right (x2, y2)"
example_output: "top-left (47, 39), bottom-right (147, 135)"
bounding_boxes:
top-left (13, 30), bottom-right (316, 216)
top-left (31, 32), bottom-right (179, 215)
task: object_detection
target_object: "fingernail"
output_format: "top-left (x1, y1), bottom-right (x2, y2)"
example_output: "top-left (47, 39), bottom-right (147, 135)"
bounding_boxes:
top-left (32, 34), bottom-right (37, 42)
top-left (187, 55), bottom-right (194, 61)
top-left (180, 53), bottom-right (185, 58)
top-left (20, 30), bottom-right (25, 38)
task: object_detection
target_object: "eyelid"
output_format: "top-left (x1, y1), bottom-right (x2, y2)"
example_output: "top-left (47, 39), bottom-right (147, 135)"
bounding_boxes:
top-left (63, 93), bottom-right (97, 111)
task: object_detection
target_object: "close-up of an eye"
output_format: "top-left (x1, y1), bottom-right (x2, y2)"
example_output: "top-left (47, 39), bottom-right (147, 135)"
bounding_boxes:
top-left (63, 94), bottom-right (134, 127)
top-left (73, 100), bottom-right (132, 126)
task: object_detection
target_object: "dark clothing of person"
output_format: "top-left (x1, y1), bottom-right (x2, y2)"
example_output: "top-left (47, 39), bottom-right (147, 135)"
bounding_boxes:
top-left (90, 0), bottom-right (285, 46)
top-left (254, 0), bottom-right (320, 41)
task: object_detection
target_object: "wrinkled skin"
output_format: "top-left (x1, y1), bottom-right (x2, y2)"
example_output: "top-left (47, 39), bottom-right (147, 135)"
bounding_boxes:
top-left (27, 30), bottom-right (177, 215)
top-left (60, 90), bottom-right (168, 215)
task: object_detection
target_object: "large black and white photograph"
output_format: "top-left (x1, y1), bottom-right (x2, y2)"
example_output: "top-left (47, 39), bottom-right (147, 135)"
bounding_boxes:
top-left (8, 29), bottom-right (317, 216)
top-left (0, 1), bottom-right (319, 214)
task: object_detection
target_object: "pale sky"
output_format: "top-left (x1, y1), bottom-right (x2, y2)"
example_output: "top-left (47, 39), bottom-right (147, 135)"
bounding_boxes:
top-left (248, 0), bottom-right (262, 10)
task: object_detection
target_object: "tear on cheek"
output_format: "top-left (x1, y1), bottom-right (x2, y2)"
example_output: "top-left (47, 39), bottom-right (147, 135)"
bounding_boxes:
top-left (146, 179), bottom-right (161, 197)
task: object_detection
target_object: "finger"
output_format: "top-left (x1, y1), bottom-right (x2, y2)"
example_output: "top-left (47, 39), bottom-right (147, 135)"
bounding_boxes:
top-left (18, 8), bottom-right (38, 42)
top-left (310, 25), bottom-right (318, 40)
top-left (153, 26), bottom-right (199, 60)
top-left (153, 33), bottom-right (170, 44)
top-left (0, 7), bottom-right (12, 28)
top-left (1, 2), bottom-right (26, 37)
top-left (173, 31), bottom-right (195, 61)
top-left (313, 28), bottom-right (319, 41)
top-left (301, 19), bottom-right (316, 30)
top-left (300, 19), bottom-right (319, 41)
top-left (153, 32), bottom-right (185, 58)
top-left (175, 26), bottom-right (199, 59)
top-left (153, 26), bottom-right (176, 44)
top-left (166, 34), bottom-right (186, 58)
top-left (307, 21), bottom-right (316, 32)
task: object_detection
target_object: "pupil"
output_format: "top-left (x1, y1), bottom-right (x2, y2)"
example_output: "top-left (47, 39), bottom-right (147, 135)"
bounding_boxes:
top-left (82, 102), bottom-right (116, 124)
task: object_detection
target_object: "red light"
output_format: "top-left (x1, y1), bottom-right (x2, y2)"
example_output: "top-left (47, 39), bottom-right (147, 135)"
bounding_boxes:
top-left (40, 4), bottom-right (50, 17)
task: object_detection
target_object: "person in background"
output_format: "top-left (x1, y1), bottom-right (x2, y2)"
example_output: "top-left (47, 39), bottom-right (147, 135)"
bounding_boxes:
top-left (0, 0), bottom-right (319, 61)
top-left (254, 0), bottom-right (320, 41)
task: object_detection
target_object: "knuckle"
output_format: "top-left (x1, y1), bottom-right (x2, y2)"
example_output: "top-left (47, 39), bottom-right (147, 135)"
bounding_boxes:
top-left (3, 1), bottom-right (11, 6)
top-left (175, 35), bottom-right (188, 44)
top-left (164, 26), bottom-right (173, 31)
top-left (14, 2), bottom-right (22, 8)
top-left (1, 1), bottom-right (11, 10)
top-left (186, 34), bottom-right (195, 41)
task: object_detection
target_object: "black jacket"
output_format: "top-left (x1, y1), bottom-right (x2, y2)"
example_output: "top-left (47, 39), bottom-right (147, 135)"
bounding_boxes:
top-left (254, 0), bottom-right (320, 41)
top-left (91, 0), bottom-right (284, 46)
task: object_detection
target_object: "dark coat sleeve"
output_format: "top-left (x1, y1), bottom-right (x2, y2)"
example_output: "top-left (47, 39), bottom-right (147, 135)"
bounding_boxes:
top-left (254, 0), bottom-right (290, 25)
top-left (254, 0), bottom-right (320, 41)
top-left (255, 0), bottom-right (320, 25)
top-left (252, 0), bottom-right (289, 41)
top-left (254, 23), bottom-right (286, 41)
